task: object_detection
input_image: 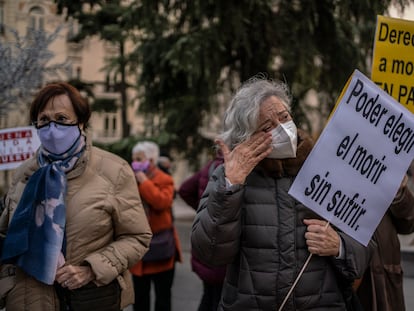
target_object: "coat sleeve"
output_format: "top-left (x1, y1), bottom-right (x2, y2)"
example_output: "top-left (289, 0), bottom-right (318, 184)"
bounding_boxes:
top-left (388, 183), bottom-right (414, 234)
top-left (178, 171), bottom-right (202, 210)
top-left (138, 171), bottom-right (174, 211)
top-left (0, 197), bottom-right (10, 256)
top-left (191, 165), bottom-right (244, 266)
top-left (331, 232), bottom-right (376, 281)
top-left (85, 163), bottom-right (152, 285)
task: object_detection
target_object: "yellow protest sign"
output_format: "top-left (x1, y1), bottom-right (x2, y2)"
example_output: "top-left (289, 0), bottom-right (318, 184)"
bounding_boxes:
top-left (371, 15), bottom-right (414, 111)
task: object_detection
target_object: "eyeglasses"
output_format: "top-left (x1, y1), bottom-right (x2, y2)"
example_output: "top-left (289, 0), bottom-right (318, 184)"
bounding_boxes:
top-left (32, 119), bottom-right (78, 129)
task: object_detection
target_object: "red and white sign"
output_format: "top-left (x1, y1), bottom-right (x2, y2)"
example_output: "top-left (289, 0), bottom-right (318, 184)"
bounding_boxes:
top-left (0, 126), bottom-right (40, 170)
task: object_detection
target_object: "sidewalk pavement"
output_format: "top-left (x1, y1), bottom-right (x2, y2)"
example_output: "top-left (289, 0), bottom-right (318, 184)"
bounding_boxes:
top-left (172, 195), bottom-right (197, 221)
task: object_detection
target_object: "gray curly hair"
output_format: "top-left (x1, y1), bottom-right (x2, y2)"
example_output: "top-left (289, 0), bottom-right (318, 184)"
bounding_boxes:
top-left (218, 75), bottom-right (292, 149)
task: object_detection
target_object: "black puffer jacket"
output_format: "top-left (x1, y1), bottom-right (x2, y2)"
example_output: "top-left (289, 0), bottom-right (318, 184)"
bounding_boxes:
top-left (191, 131), bottom-right (374, 311)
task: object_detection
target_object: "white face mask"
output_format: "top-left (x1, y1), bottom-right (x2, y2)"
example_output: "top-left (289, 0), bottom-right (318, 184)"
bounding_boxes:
top-left (267, 120), bottom-right (298, 159)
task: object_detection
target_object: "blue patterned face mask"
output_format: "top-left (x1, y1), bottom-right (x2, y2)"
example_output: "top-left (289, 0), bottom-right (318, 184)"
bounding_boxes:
top-left (37, 122), bottom-right (81, 155)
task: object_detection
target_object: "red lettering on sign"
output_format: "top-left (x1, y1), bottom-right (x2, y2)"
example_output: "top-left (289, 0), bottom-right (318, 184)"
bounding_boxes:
top-left (0, 152), bottom-right (33, 164)
top-left (0, 130), bottom-right (32, 141)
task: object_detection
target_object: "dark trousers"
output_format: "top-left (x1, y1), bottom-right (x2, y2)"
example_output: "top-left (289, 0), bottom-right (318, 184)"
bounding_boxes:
top-left (198, 281), bottom-right (223, 311)
top-left (132, 267), bottom-right (175, 311)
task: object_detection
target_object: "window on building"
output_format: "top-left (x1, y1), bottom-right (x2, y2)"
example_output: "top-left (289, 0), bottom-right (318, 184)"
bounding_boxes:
top-left (104, 116), bottom-right (109, 132)
top-left (28, 6), bottom-right (45, 31)
top-left (76, 67), bottom-right (81, 79)
top-left (112, 116), bottom-right (117, 131)
top-left (104, 114), bottom-right (117, 137)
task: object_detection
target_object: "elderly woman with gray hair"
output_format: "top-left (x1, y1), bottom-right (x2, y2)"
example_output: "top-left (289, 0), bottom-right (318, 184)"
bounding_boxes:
top-left (129, 141), bottom-right (182, 311)
top-left (191, 76), bottom-right (374, 310)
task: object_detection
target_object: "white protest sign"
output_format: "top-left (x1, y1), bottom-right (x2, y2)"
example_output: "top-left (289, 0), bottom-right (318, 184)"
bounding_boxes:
top-left (288, 69), bottom-right (414, 246)
top-left (0, 126), bottom-right (40, 171)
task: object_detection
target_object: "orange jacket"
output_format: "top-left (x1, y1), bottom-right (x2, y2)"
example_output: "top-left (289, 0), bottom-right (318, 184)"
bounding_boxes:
top-left (130, 167), bottom-right (182, 276)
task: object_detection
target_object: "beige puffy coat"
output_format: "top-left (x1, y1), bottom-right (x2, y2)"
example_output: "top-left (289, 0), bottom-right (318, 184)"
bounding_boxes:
top-left (0, 141), bottom-right (152, 311)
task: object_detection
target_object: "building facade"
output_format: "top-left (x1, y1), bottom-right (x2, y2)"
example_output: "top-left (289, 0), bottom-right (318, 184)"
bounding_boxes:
top-left (0, 0), bottom-right (146, 192)
top-left (0, 0), bottom-right (144, 141)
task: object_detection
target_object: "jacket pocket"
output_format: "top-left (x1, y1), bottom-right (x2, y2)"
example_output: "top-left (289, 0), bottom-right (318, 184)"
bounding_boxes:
top-left (221, 281), bottom-right (238, 306)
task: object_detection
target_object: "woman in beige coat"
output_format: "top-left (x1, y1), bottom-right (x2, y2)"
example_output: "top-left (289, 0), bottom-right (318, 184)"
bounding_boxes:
top-left (0, 82), bottom-right (152, 311)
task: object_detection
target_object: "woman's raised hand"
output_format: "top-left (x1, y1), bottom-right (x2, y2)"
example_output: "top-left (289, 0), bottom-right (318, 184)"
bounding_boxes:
top-left (215, 131), bottom-right (272, 185)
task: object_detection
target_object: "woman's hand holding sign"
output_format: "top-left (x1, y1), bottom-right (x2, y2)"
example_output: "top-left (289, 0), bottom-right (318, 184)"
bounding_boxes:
top-left (303, 219), bottom-right (341, 257)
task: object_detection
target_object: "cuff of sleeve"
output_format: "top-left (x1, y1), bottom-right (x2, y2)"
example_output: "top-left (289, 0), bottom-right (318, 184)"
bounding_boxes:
top-left (225, 177), bottom-right (233, 188)
top-left (225, 177), bottom-right (244, 194)
top-left (335, 236), bottom-right (345, 259)
top-left (84, 253), bottom-right (119, 286)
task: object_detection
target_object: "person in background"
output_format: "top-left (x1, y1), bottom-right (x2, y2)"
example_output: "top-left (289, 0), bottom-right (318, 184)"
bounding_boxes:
top-left (158, 156), bottom-right (173, 175)
top-left (191, 76), bottom-right (375, 310)
top-left (399, 160), bottom-right (414, 248)
top-left (356, 173), bottom-right (414, 311)
top-left (0, 82), bottom-right (152, 311)
top-left (130, 141), bottom-right (182, 311)
top-left (178, 151), bottom-right (226, 311)
top-left (157, 155), bottom-right (177, 198)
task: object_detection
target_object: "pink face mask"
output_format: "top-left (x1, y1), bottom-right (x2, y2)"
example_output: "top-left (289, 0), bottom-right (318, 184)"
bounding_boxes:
top-left (131, 160), bottom-right (150, 172)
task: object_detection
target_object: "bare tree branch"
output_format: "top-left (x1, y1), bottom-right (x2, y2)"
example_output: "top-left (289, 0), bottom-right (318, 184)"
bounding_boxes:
top-left (0, 26), bottom-right (71, 116)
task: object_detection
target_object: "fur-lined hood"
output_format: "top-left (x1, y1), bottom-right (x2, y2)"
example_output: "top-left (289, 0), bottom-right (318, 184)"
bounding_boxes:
top-left (258, 128), bottom-right (314, 178)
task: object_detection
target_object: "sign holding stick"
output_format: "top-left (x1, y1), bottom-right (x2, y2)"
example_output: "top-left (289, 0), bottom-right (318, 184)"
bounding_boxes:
top-left (289, 69), bottom-right (414, 246)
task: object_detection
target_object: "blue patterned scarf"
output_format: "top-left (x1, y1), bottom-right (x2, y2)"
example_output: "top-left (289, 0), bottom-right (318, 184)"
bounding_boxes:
top-left (1, 135), bottom-right (86, 284)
